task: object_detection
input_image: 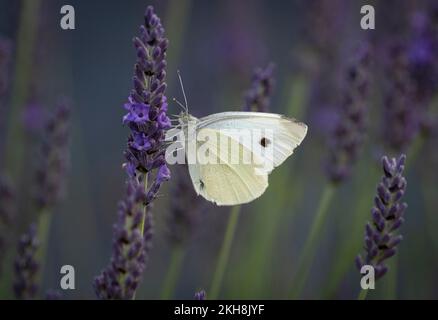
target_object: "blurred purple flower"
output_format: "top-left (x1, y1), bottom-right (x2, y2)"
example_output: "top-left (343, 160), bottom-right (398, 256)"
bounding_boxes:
top-left (243, 63), bottom-right (275, 112)
top-left (194, 290), bottom-right (206, 300)
top-left (406, 7), bottom-right (438, 135)
top-left (215, 1), bottom-right (267, 76)
top-left (13, 223), bottom-right (39, 300)
top-left (382, 42), bottom-right (419, 153)
top-left (93, 180), bottom-right (153, 299)
top-left (325, 44), bottom-right (371, 183)
top-left (122, 5), bottom-right (171, 204)
top-left (408, 10), bottom-right (438, 102)
top-left (21, 102), bottom-right (46, 134)
top-left (35, 102), bottom-right (70, 210)
top-left (45, 289), bottom-right (62, 300)
top-left (0, 175), bottom-right (15, 276)
top-left (356, 154), bottom-right (407, 280)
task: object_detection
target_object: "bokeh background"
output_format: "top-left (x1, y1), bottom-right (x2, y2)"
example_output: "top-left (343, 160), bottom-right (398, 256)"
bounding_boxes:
top-left (1, 0), bottom-right (438, 299)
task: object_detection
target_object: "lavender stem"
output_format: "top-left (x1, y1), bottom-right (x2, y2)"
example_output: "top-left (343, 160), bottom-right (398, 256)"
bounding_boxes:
top-left (131, 173), bottom-right (148, 300)
top-left (289, 184), bottom-right (335, 298)
top-left (358, 288), bottom-right (368, 300)
top-left (209, 205), bottom-right (240, 300)
top-left (160, 246), bottom-right (185, 299)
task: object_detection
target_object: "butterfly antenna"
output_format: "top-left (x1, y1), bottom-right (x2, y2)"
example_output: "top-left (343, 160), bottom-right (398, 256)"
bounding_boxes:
top-left (177, 70), bottom-right (189, 114)
top-left (173, 97), bottom-right (187, 111)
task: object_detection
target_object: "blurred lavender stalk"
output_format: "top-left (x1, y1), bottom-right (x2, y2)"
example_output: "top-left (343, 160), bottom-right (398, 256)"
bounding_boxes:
top-left (290, 43), bottom-right (371, 299)
top-left (383, 43), bottom-right (418, 153)
top-left (13, 224), bottom-right (39, 300)
top-left (167, 166), bottom-right (206, 246)
top-left (324, 6), bottom-right (438, 298)
top-left (4, 0), bottom-right (41, 180)
top-left (35, 103), bottom-right (70, 210)
top-left (325, 44), bottom-right (370, 183)
top-left (31, 102), bottom-right (71, 291)
top-left (94, 6), bottom-right (171, 299)
top-left (0, 176), bottom-right (15, 277)
top-left (209, 64), bottom-right (275, 300)
top-left (160, 165), bottom-right (206, 299)
top-left (356, 155), bottom-right (407, 299)
top-left (408, 8), bottom-right (438, 132)
top-left (383, 5), bottom-right (438, 153)
top-left (243, 63), bottom-right (275, 112)
top-left (0, 38), bottom-right (12, 167)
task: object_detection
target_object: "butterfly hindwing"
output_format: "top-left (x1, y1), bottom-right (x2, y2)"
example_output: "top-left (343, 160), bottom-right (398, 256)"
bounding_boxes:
top-left (188, 128), bottom-right (268, 206)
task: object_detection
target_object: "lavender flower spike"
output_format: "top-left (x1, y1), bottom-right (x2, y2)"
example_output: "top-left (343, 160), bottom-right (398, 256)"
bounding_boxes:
top-left (123, 5), bottom-right (171, 200)
top-left (325, 44), bottom-right (370, 183)
top-left (243, 63), bottom-right (275, 112)
top-left (356, 154), bottom-right (407, 280)
top-left (93, 180), bottom-right (154, 299)
top-left (94, 5), bottom-right (169, 300)
top-left (13, 224), bottom-right (40, 299)
top-left (383, 43), bottom-right (417, 153)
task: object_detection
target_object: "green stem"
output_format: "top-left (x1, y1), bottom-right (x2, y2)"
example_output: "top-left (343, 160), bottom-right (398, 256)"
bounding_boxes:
top-left (132, 174), bottom-right (148, 300)
top-left (140, 174), bottom-right (149, 236)
top-left (160, 246), bottom-right (185, 299)
top-left (4, 0), bottom-right (40, 175)
top-left (209, 205), bottom-right (241, 300)
top-left (35, 209), bottom-right (51, 291)
top-left (289, 184), bottom-right (336, 299)
top-left (358, 289), bottom-right (368, 300)
top-left (164, 0), bottom-right (192, 88)
top-left (383, 256), bottom-right (397, 299)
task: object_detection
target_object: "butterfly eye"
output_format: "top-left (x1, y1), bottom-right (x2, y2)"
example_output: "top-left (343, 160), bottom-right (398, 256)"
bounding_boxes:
top-left (260, 137), bottom-right (270, 148)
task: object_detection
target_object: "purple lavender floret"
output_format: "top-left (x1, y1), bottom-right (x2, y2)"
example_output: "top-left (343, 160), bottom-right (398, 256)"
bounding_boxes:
top-left (325, 44), bottom-right (370, 183)
top-left (122, 5), bottom-right (171, 204)
top-left (194, 290), bottom-right (206, 300)
top-left (93, 180), bottom-right (154, 300)
top-left (356, 154), bottom-right (407, 280)
top-left (13, 223), bottom-right (39, 299)
top-left (243, 63), bottom-right (275, 112)
top-left (0, 175), bottom-right (15, 275)
top-left (35, 102), bottom-right (70, 210)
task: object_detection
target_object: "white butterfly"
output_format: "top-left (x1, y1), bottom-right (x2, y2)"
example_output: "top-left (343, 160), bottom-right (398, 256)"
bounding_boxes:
top-left (167, 74), bottom-right (308, 206)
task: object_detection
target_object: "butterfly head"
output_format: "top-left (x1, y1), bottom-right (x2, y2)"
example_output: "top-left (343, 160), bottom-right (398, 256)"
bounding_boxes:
top-left (178, 111), bottom-right (198, 128)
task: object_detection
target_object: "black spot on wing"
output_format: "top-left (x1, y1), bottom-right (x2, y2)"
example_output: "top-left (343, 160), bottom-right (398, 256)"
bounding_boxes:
top-left (260, 137), bottom-right (270, 148)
